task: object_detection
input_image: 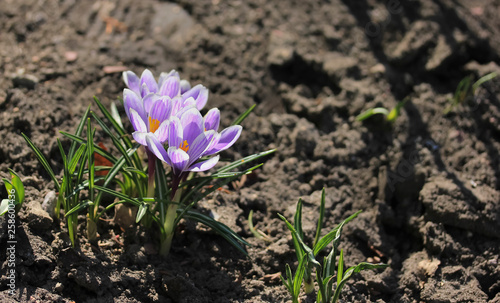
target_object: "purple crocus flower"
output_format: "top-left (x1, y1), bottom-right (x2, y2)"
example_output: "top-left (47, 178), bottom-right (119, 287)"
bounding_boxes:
top-left (123, 69), bottom-right (209, 111)
top-left (125, 94), bottom-right (172, 146)
top-left (146, 107), bottom-right (242, 178)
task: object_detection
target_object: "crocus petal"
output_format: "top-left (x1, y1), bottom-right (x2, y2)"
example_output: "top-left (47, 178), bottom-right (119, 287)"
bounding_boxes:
top-left (167, 147), bottom-right (189, 176)
top-left (124, 89), bottom-right (146, 122)
top-left (182, 84), bottom-right (208, 110)
top-left (140, 69), bottom-right (158, 96)
top-left (146, 133), bottom-right (169, 163)
top-left (204, 108), bottom-right (220, 131)
top-left (158, 70), bottom-right (179, 88)
top-left (142, 93), bottom-right (158, 114)
top-left (149, 98), bottom-right (171, 126)
top-left (159, 74), bottom-right (180, 98)
top-left (154, 120), bottom-right (169, 143)
top-left (123, 71), bottom-right (140, 94)
top-left (207, 125), bottom-right (242, 155)
top-left (168, 116), bottom-right (183, 149)
top-left (180, 108), bottom-right (204, 144)
top-left (129, 108), bottom-right (147, 133)
top-left (132, 131), bottom-right (147, 146)
top-left (187, 155), bottom-right (220, 172)
top-left (180, 79), bottom-right (191, 94)
top-left (187, 130), bottom-right (216, 167)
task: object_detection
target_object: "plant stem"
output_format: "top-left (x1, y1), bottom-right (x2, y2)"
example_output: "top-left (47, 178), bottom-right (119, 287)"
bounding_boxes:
top-left (142, 149), bottom-right (156, 228)
top-left (159, 176), bottom-right (182, 256)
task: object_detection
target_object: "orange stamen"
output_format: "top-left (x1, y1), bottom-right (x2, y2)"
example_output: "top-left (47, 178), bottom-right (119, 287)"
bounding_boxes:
top-left (149, 117), bottom-right (160, 133)
top-left (179, 140), bottom-right (189, 152)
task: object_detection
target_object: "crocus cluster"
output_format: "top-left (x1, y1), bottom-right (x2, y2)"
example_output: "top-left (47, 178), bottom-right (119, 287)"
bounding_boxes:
top-left (122, 69), bottom-right (242, 180)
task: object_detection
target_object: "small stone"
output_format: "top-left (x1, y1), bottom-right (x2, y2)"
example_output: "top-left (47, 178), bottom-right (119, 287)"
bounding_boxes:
top-left (27, 201), bottom-right (53, 230)
top-left (64, 51), bottom-right (78, 62)
top-left (12, 74), bottom-right (39, 90)
top-left (42, 191), bottom-right (58, 218)
top-left (54, 282), bottom-right (64, 292)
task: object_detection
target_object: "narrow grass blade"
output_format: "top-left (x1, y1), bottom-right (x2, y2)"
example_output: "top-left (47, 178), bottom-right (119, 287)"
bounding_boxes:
top-left (60, 131), bottom-right (118, 163)
top-left (232, 104), bottom-right (256, 126)
top-left (313, 210), bottom-right (362, 256)
top-left (93, 97), bottom-right (143, 170)
top-left (65, 200), bottom-right (94, 217)
top-left (313, 188), bottom-right (326, 248)
top-left (87, 118), bottom-right (95, 205)
top-left (337, 249), bottom-right (344, 286)
top-left (94, 185), bottom-right (141, 207)
top-left (293, 254), bottom-right (307, 299)
top-left (355, 108), bottom-right (389, 121)
top-left (216, 149), bottom-right (276, 173)
top-left (473, 72), bottom-right (497, 92)
top-left (21, 133), bottom-right (60, 192)
top-left (68, 144), bottom-right (87, 175)
top-left (68, 105), bottom-right (90, 160)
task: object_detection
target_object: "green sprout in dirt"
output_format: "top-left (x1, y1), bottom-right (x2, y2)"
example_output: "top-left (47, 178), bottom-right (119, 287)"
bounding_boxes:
top-left (1, 169), bottom-right (25, 216)
top-left (278, 189), bottom-right (388, 303)
top-left (443, 72), bottom-right (497, 114)
top-left (356, 98), bottom-right (408, 123)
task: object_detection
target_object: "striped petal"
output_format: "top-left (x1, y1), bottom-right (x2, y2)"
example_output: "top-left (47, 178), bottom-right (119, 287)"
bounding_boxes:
top-left (140, 69), bottom-right (158, 96)
top-left (167, 147), bottom-right (189, 177)
top-left (159, 74), bottom-right (180, 98)
top-left (154, 120), bottom-right (170, 143)
top-left (182, 84), bottom-right (208, 110)
top-left (204, 108), bottom-right (220, 131)
top-left (180, 108), bottom-right (204, 144)
top-left (146, 133), bottom-right (169, 163)
top-left (132, 131), bottom-right (147, 146)
top-left (206, 125), bottom-right (242, 155)
top-left (187, 130), bottom-right (215, 167)
top-left (124, 89), bottom-right (146, 122)
top-left (168, 116), bottom-right (183, 150)
top-left (129, 108), bottom-right (147, 133)
top-left (123, 71), bottom-right (140, 94)
top-left (187, 155), bottom-right (220, 172)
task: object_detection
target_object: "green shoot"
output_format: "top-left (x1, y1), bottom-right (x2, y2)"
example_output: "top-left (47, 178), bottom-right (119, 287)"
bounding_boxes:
top-left (1, 169), bottom-right (25, 215)
top-left (356, 98), bottom-right (408, 123)
top-left (279, 188), bottom-right (388, 303)
top-left (444, 72), bottom-right (497, 114)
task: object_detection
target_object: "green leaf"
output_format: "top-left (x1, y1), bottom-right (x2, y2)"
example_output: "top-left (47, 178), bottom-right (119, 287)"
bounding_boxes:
top-left (355, 108), bottom-right (389, 121)
top-left (232, 104), bottom-right (256, 126)
top-left (65, 200), bottom-right (94, 217)
top-left (68, 144), bottom-right (87, 175)
top-left (181, 209), bottom-right (249, 256)
top-left (136, 203), bottom-right (148, 223)
top-left (8, 169), bottom-right (24, 205)
top-left (110, 101), bottom-right (124, 129)
top-left (337, 249), bottom-right (344, 286)
top-left (93, 97), bottom-right (143, 170)
top-left (87, 118), bottom-right (95, 205)
top-left (60, 131), bottom-right (118, 164)
top-left (293, 254), bottom-right (307, 299)
top-left (473, 72), bottom-right (497, 93)
top-left (0, 199), bottom-right (10, 215)
top-left (386, 98), bottom-right (408, 122)
top-left (313, 188), bottom-right (326, 248)
top-left (313, 210), bottom-right (362, 256)
top-left (216, 149), bottom-right (276, 173)
top-left (21, 133), bottom-right (60, 192)
top-left (278, 213), bottom-right (320, 268)
top-left (94, 185), bottom-right (141, 207)
top-left (332, 262), bottom-right (388, 303)
top-left (68, 105), bottom-right (90, 160)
